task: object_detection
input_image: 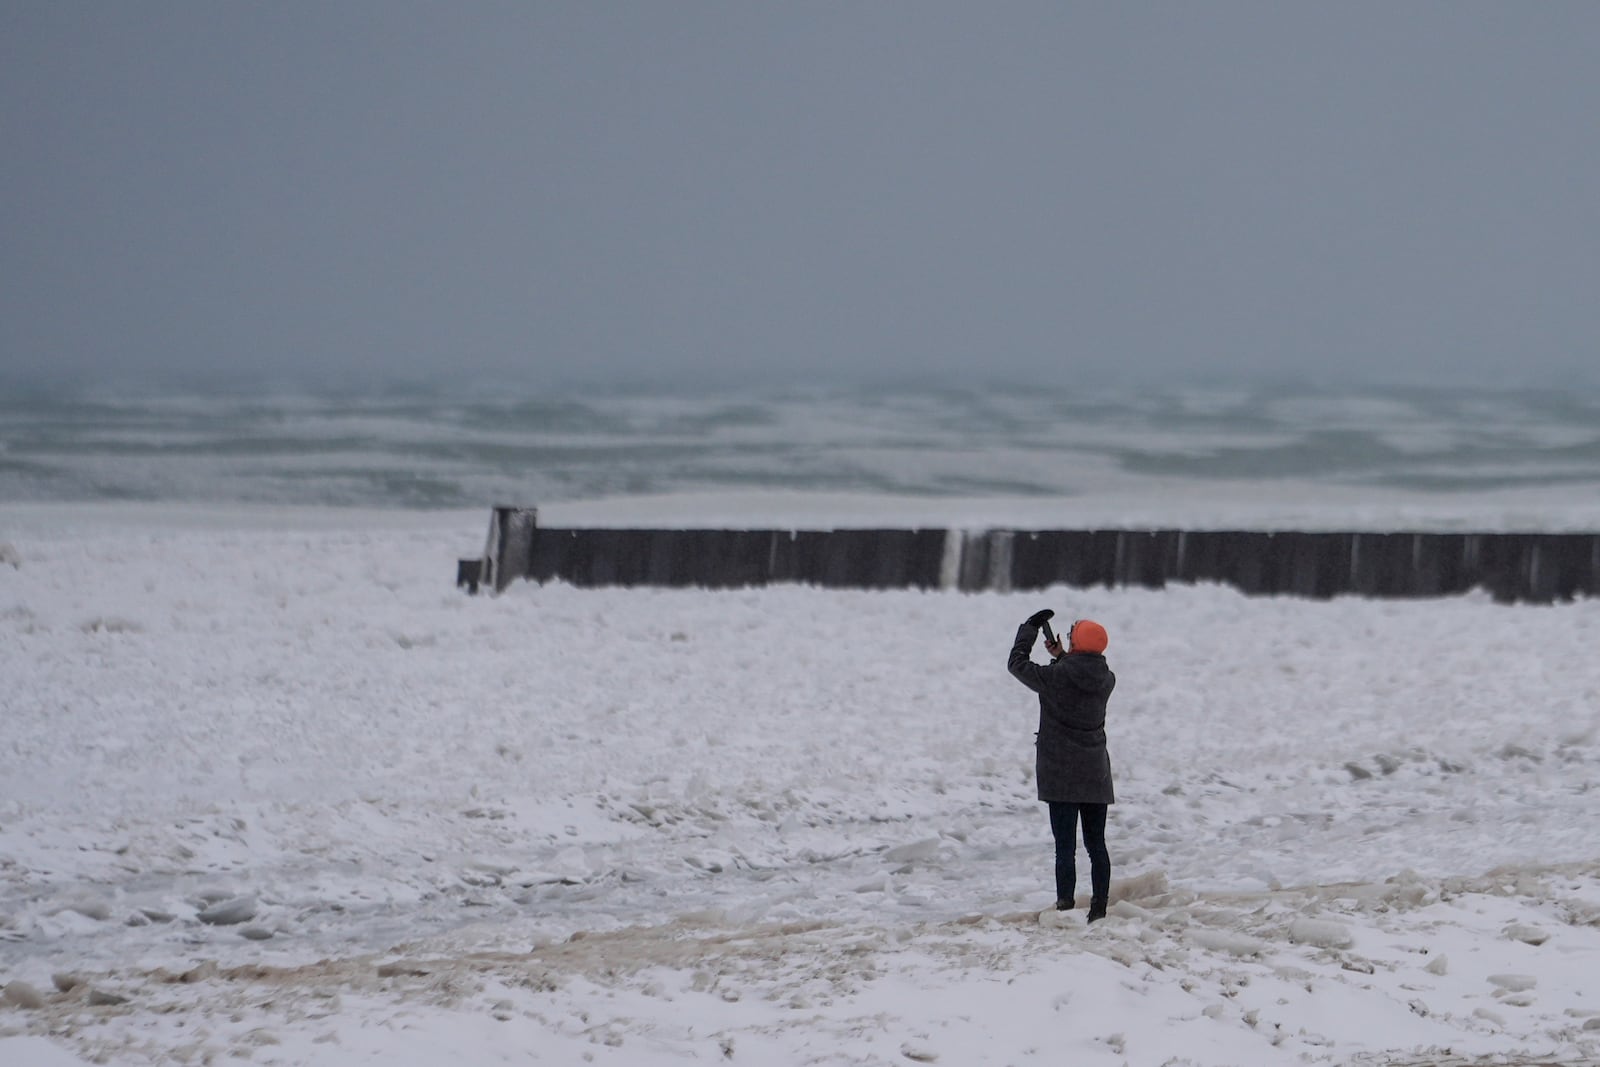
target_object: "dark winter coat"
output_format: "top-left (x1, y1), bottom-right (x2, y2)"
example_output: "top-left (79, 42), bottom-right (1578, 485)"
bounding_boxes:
top-left (1008, 623), bottom-right (1116, 804)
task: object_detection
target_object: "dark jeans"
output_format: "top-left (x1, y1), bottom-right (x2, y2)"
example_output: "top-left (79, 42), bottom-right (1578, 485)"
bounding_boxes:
top-left (1048, 801), bottom-right (1110, 906)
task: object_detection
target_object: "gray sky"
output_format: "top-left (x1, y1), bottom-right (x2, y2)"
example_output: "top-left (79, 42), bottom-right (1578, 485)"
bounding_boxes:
top-left (4, 2), bottom-right (1598, 393)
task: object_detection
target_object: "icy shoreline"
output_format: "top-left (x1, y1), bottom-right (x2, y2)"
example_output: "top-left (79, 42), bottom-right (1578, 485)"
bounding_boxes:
top-left (3, 506), bottom-right (1599, 1064)
top-left (6, 865), bottom-right (1600, 1066)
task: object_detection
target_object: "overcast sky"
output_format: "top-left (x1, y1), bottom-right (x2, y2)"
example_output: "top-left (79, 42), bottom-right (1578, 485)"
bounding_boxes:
top-left (3, 2), bottom-right (1598, 393)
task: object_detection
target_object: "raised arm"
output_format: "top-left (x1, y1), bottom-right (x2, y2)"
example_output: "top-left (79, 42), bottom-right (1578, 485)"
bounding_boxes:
top-left (1008, 611), bottom-right (1054, 692)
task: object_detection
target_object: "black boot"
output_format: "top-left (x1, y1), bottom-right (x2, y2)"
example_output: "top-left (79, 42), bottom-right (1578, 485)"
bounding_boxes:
top-left (1054, 898), bottom-right (1074, 911)
top-left (1086, 898), bottom-right (1107, 924)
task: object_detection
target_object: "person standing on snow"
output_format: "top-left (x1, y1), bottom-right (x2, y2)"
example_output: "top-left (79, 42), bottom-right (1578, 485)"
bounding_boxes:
top-left (1008, 609), bottom-right (1116, 923)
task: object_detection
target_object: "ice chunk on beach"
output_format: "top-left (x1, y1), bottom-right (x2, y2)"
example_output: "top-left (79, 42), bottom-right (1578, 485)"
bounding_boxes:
top-left (1288, 916), bottom-right (1354, 949)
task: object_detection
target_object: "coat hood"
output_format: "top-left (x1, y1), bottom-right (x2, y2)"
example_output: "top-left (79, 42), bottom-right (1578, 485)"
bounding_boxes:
top-left (1054, 652), bottom-right (1115, 694)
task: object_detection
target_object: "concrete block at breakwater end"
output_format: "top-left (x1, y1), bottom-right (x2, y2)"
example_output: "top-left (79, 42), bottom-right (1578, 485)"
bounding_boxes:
top-left (461, 508), bottom-right (1599, 604)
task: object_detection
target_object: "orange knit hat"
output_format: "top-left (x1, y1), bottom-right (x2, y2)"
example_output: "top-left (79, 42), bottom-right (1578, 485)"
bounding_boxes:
top-left (1069, 619), bottom-right (1108, 654)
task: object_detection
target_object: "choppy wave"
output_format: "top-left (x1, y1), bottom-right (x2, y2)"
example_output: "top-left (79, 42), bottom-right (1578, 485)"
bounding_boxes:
top-left (1, 384), bottom-right (1598, 515)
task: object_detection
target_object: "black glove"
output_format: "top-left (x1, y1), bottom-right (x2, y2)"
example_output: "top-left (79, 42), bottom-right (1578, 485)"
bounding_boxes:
top-left (1025, 609), bottom-right (1054, 628)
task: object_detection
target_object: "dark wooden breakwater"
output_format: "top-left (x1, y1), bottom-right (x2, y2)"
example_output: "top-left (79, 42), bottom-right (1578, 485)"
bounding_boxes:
top-left (459, 507), bottom-right (1600, 604)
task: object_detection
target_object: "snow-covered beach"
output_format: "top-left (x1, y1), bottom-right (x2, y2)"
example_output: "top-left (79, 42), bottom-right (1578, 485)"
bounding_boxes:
top-left (3, 502), bottom-right (1599, 1065)
top-left (10, 0), bottom-right (1600, 1054)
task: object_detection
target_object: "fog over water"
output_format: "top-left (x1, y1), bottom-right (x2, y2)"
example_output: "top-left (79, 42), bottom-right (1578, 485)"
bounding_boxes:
top-left (4, 3), bottom-right (1599, 395)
